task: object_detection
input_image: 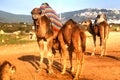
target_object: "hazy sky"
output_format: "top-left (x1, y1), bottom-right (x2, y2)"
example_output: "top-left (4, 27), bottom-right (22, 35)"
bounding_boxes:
top-left (0, 0), bottom-right (120, 15)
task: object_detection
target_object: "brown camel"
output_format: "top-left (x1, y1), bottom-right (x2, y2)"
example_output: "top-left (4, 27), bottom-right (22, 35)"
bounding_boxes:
top-left (81, 14), bottom-right (110, 56)
top-left (31, 8), bottom-right (56, 73)
top-left (58, 19), bottom-right (86, 80)
top-left (0, 61), bottom-right (16, 80)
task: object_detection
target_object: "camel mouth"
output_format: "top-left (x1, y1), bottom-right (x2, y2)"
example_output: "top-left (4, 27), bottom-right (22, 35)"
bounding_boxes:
top-left (32, 14), bottom-right (39, 20)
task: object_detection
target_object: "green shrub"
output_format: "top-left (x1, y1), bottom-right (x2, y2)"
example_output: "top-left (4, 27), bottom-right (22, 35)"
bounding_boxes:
top-left (0, 34), bottom-right (34, 45)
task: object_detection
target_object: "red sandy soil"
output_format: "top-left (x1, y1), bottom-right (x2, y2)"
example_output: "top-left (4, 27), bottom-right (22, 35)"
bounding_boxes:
top-left (0, 32), bottom-right (120, 80)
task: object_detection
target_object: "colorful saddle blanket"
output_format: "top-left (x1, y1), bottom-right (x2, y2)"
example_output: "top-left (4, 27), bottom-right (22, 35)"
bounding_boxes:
top-left (40, 3), bottom-right (62, 31)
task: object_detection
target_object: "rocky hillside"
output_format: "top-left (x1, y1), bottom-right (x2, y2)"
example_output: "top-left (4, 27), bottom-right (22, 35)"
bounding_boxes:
top-left (61, 8), bottom-right (120, 23)
top-left (0, 8), bottom-right (120, 24)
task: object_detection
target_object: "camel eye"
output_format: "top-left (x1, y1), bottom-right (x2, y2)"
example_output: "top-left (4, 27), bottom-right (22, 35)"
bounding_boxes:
top-left (97, 15), bottom-right (100, 18)
top-left (39, 10), bottom-right (42, 14)
top-left (85, 21), bottom-right (86, 23)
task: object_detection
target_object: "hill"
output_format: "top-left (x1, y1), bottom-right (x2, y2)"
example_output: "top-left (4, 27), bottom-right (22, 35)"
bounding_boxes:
top-left (61, 8), bottom-right (120, 23)
top-left (0, 10), bottom-right (32, 23)
top-left (0, 8), bottom-right (120, 24)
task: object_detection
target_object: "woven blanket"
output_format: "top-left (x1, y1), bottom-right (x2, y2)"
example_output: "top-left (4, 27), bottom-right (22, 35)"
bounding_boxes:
top-left (40, 3), bottom-right (62, 31)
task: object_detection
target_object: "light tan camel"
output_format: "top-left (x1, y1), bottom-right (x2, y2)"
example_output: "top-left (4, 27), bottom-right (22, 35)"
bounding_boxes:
top-left (81, 14), bottom-right (110, 56)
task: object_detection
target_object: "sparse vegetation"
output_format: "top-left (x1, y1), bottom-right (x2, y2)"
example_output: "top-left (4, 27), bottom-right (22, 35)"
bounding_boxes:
top-left (0, 22), bottom-right (119, 46)
top-left (0, 34), bottom-right (35, 45)
top-left (0, 22), bottom-right (32, 33)
top-left (0, 22), bottom-right (35, 45)
top-left (110, 24), bottom-right (120, 31)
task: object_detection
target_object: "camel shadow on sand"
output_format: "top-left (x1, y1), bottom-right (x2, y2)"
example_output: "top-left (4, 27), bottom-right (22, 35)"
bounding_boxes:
top-left (18, 54), bottom-right (64, 73)
top-left (85, 51), bottom-right (120, 61)
top-left (18, 54), bottom-right (92, 80)
top-left (18, 55), bottom-right (40, 70)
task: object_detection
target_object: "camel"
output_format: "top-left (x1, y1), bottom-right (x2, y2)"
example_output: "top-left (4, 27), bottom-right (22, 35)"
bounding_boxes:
top-left (81, 14), bottom-right (110, 56)
top-left (31, 8), bottom-right (55, 73)
top-left (0, 61), bottom-right (16, 80)
top-left (58, 19), bottom-right (86, 80)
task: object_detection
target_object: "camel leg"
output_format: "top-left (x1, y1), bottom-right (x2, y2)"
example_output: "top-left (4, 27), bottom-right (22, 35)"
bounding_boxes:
top-left (37, 40), bottom-right (44, 70)
top-left (100, 38), bottom-right (104, 56)
top-left (100, 46), bottom-right (104, 56)
top-left (74, 51), bottom-right (84, 80)
top-left (68, 46), bottom-right (74, 73)
top-left (40, 51), bottom-right (44, 68)
top-left (47, 52), bottom-right (54, 74)
top-left (61, 49), bottom-right (68, 74)
top-left (69, 52), bottom-right (73, 72)
top-left (91, 35), bottom-right (96, 56)
top-left (71, 53), bottom-right (75, 74)
top-left (74, 62), bottom-right (80, 80)
top-left (104, 25), bottom-right (109, 56)
top-left (104, 39), bottom-right (107, 56)
top-left (58, 31), bottom-right (68, 74)
top-left (45, 40), bottom-right (54, 74)
top-left (47, 48), bottom-right (54, 74)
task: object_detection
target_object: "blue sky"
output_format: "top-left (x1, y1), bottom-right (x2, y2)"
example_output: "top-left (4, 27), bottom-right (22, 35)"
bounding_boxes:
top-left (0, 0), bottom-right (120, 15)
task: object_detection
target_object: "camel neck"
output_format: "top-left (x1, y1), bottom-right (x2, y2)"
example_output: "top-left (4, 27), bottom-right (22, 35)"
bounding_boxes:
top-left (87, 23), bottom-right (94, 35)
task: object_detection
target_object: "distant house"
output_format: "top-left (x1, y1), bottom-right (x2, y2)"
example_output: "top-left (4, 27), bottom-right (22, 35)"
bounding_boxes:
top-left (0, 30), bottom-right (5, 34)
top-left (13, 31), bottom-right (21, 35)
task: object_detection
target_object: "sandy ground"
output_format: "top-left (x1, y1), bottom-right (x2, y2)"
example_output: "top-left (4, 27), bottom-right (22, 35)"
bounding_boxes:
top-left (0, 32), bottom-right (120, 80)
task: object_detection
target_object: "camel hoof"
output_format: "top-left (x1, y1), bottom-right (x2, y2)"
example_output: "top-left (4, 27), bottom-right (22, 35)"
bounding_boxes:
top-left (36, 67), bottom-right (42, 72)
top-left (101, 55), bottom-right (106, 57)
top-left (71, 68), bottom-right (75, 73)
top-left (91, 52), bottom-right (95, 56)
top-left (73, 78), bottom-right (79, 80)
top-left (100, 55), bottom-right (103, 57)
top-left (100, 54), bottom-right (104, 57)
top-left (48, 69), bottom-right (54, 74)
top-left (61, 71), bottom-right (66, 74)
top-left (36, 69), bottom-right (39, 72)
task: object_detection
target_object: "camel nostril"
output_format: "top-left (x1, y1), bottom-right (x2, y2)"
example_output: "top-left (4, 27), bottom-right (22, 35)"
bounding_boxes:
top-left (32, 15), bottom-right (38, 20)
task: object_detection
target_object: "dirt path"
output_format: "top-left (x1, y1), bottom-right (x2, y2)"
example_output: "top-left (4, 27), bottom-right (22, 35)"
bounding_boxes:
top-left (0, 32), bottom-right (120, 80)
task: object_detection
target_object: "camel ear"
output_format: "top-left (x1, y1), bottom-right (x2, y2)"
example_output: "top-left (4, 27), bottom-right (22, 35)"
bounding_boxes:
top-left (101, 14), bottom-right (104, 18)
top-left (39, 10), bottom-right (42, 14)
top-left (100, 14), bottom-right (106, 19)
top-left (5, 64), bottom-right (10, 68)
top-left (10, 65), bottom-right (16, 74)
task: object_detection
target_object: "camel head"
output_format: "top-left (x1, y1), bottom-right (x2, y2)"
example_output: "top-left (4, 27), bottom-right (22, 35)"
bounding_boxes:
top-left (0, 61), bottom-right (16, 80)
top-left (63, 19), bottom-right (74, 45)
top-left (94, 13), bottom-right (107, 24)
top-left (81, 20), bottom-right (92, 29)
top-left (31, 8), bottom-right (42, 20)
